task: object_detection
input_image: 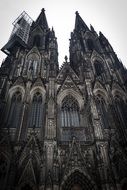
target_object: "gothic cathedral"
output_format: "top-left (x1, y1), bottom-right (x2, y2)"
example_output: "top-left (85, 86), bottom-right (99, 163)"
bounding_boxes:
top-left (0, 9), bottom-right (127, 190)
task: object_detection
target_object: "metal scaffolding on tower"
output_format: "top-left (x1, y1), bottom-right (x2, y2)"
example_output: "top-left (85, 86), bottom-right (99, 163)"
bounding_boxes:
top-left (10, 11), bottom-right (33, 44)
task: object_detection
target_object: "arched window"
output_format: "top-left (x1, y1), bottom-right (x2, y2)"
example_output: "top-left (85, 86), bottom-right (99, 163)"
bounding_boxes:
top-left (33, 35), bottom-right (41, 47)
top-left (115, 96), bottom-right (127, 128)
top-left (62, 171), bottom-right (96, 190)
top-left (29, 92), bottom-right (43, 128)
top-left (87, 39), bottom-right (94, 51)
top-left (28, 60), bottom-right (38, 77)
top-left (94, 61), bottom-right (104, 76)
top-left (61, 95), bottom-right (80, 127)
top-left (8, 92), bottom-right (22, 128)
top-left (96, 95), bottom-right (108, 128)
top-left (23, 53), bottom-right (39, 77)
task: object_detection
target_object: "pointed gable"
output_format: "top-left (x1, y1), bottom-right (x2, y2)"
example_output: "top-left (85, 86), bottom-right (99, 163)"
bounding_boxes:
top-left (31, 24), bottom-right (44, 35)
top-left (93, 81), bottom-right (107, 99)
top-left (75, 11), bottom-right (89, 32)
top-left (57, 62), bottom-right (80, 83)
top-left (57, 75), bottom-right (81, 95)
top-left (18, 133), bottom-right (41, 166)
top-left (93, 80), bottom-right (106, 91)
top-left (13, 77), bottom-right (25, 88)
top-left (27, 46), bottom-right (41, 59)
top-left (32, 78), bottom-right (46, 90)
top-left (34, 8), bottom-right (49, 30)
top-left (18, 160), bottom-right (37, 185)
top-left (63, 138), bottom-right (88, 176)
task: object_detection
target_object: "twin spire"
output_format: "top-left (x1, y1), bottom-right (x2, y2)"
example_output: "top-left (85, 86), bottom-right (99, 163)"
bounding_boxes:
top-left (34, 9), bottom-right (89, 32)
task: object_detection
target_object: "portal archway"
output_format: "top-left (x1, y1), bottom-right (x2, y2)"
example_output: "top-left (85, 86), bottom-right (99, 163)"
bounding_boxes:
top-left (21, 184), bottom-right (33, 190)
top-left (62, 170), bottom-right (97, 190)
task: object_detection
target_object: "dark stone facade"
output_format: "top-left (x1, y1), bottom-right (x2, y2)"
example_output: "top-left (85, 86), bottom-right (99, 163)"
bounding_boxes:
top-left (0, 9), bottom-right (127, 190)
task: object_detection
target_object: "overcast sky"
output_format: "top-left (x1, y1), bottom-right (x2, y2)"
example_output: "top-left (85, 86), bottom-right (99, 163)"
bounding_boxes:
top-left (0, 0), bottom-right (127, 67)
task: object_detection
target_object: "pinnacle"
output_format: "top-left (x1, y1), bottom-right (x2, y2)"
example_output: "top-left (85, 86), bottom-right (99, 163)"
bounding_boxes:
top-left (75, 11), bottom-right (89, 32)
top-left (35, 8), bottom-right (49, 29)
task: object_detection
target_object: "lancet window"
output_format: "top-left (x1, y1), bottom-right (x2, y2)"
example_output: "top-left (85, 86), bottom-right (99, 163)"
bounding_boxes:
top-left (87, 39), bottom-right (94, 51)
top-left (8, 91), bottom-right (22, 128)
top-left (115, 95), bottom-right (127, 128)
top-left (96, 95), bottom-right (108, 128)
top-left (33, 35), bottom-right (41, 47)
top-left (29, 92), bottom-right (43, 128)
top-left (94, 61), bottom-right (104, 76)
top-left (23, 53), bottom-right (39, 77)
top-left (61, 95), bottom-right (80, 127)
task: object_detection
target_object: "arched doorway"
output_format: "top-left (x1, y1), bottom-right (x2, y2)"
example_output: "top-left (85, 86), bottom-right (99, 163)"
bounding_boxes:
top-left (21, 184), bottom-right (33, 190)
top-left (62, 170), bottom-right (96, 190)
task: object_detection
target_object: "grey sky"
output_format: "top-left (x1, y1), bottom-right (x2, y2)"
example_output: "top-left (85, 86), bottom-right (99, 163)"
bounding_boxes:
top-left (0, 0), bottom-right (127, 67)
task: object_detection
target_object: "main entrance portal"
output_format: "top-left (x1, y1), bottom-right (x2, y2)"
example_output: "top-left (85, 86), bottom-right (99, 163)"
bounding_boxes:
top-left (62, 171), bottom-right (96, 190)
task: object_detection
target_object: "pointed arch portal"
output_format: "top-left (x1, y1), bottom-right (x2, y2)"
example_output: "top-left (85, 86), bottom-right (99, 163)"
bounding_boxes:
top-left (21, 184), bottom-right (33, 190)
top-left (62, 171), bottom-right (96, 190)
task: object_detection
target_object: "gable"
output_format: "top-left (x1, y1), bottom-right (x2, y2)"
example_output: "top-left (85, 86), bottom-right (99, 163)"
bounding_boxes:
top-left (57, 62), bottom-right (80, 83)
top-left (57, 75), bottom-right (82, 96)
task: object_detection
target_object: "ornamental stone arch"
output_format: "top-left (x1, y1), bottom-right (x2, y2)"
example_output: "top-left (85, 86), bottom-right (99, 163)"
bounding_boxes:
top-left (91, 51), bottom-right (104, 63)
top-left (61, 169), bottom-right (98, 190)
top-left (23, 47), bottom-right (41, 77)
top-left (93, 89), bottom-right (109, 128)
top-left (91, 53), bottom-right (105, 76)
top-left (112, 88), bottom-right (127, 128)
top-left (112, 88), bottom-right (127, 103)
top-left (93, 88), bottom-right (108, 104)
top-left (26, 52), bottom-right (40, 62)
top-left (17, 153), bottom-right (40, 188)
top-left (84, 30), bottom-right (95, 40)
top-left (8, 85), bottom-right (25, 101)
top-left (26, 46), bottom-right (41, 62)
top-left (57, 89), bottom-right (84, 110)
top-left (30, 86), bottom-right (46, 102)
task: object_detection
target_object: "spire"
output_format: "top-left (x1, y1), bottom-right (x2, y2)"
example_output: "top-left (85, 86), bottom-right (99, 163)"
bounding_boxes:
top-left (49, 27), bottom-right (55, 38)
top-left (35, 8), bottom-right (49, 29)
top-left (90, 24), bottom-right (95, 32)
top-left (75, 11), bottom-right (89, 32)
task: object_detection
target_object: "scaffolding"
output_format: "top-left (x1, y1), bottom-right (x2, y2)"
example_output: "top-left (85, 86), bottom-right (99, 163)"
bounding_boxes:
top-left (10, 11), bottom-right (33, 44)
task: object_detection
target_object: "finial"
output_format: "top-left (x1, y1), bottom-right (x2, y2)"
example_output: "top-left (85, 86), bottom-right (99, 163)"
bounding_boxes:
top-left (64, 55), bottom-right (68, 63)
top-left (75, 11), bottom-right (79, 15)
top-left (41, 8), bottom-right (45, 12)
top-left (52, 26), bottom-right (54, 31)
top-left (90, 24), bottom-right (95, 32)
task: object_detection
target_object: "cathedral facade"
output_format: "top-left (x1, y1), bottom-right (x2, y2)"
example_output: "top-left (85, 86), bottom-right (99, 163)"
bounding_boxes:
top-left (0, 9), bottom-right (127, 190)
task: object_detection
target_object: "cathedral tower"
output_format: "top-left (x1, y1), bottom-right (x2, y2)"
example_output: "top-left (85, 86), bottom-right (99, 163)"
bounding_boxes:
top-left (0, 9), bottom-right (127, 190)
